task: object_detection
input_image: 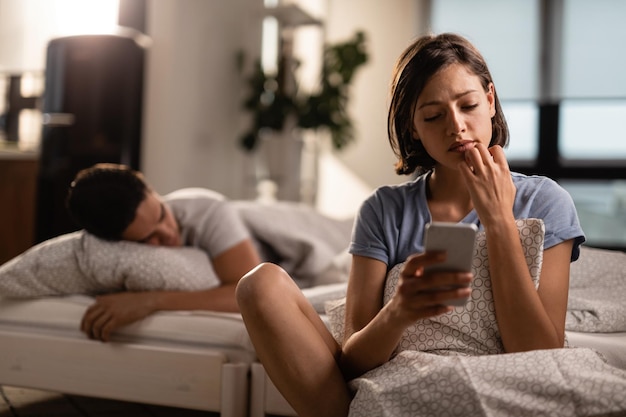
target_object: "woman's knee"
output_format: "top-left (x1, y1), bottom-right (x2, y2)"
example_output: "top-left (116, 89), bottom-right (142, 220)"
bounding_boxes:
top-left (236, 262), bottom-right (292, 306)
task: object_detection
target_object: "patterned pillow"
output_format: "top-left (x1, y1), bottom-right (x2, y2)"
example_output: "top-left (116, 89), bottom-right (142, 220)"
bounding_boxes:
top-left (0, 231), bottom-right (220, 298)
top-left (326, 218), bottom-right (545, 352)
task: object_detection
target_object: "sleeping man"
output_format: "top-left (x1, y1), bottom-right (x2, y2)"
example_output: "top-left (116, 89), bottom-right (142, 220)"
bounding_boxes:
top-left (66, 163), bottom-right (262, 341)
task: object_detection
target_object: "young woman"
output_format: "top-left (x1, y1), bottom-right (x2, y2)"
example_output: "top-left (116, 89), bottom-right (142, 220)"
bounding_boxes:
top-left (236, 33), bottom-right (624, 417)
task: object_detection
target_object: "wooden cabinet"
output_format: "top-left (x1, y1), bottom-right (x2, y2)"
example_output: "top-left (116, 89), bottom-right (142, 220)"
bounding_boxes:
top-left (0, 156), bottom-right (39, 264)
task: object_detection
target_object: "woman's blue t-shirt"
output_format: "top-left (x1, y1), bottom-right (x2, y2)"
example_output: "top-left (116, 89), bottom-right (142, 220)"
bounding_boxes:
top-left (350, 172), bottom-right (586, 269)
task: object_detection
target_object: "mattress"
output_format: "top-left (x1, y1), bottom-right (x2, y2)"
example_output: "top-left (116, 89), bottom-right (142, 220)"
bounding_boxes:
top-left (0, 283), bottom-right (349, 360)
top-left (2, 291), bottom-right (624, 372)
top-left (0, 295), bottom-right (257, 363)
top-left (1, 284), bottom-right (624, 376)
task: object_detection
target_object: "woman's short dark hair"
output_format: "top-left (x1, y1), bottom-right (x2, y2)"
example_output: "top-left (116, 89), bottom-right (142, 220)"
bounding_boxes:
top-left (388, 32), bottom-right (509, 176)
top-left (66, 163), bottom-right (149, 240)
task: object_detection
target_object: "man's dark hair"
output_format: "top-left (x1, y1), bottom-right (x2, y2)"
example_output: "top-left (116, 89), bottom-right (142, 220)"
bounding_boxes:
top-left (66, 163), bottom-right (149, 240)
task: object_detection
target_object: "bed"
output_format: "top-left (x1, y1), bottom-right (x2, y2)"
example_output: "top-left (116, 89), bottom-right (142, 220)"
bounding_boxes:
top-left (0, 203), bottom-right (625, 416)
top-left (0, 200), bottom-right (352, 416)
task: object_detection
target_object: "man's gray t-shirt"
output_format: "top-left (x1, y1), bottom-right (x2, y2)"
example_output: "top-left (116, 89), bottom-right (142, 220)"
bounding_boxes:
top-left (350, 172), bottom-right (586, 270)
top-left (163, 188), bottom-right (250, 259)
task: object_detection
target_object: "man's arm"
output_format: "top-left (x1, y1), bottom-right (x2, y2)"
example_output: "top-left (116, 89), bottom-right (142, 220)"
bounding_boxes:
top-left (211, 239), bottom-right (262, 285)
top-left (81, 239), bottom-right (262, 341)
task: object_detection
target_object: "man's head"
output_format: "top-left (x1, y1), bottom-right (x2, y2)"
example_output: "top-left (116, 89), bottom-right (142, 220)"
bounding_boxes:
top-left (66, 165), bottom-right (182, 249)
top-left (66, 163), bottom-right (150, 241)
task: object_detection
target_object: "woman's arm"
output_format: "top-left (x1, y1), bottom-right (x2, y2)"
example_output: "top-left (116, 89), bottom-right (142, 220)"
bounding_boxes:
top-left (485, 221), bottom-right (572, 351)
top-left (460, 144), bottom-right (572, 352)
top-left (340, 253), bottom-right (472, 379)
top-left (81, 239), bottom-right (262, 341)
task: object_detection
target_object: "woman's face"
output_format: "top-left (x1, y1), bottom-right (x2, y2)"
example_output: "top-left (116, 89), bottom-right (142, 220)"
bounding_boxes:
top-left (121, 190), bottom-right (182, 247)
top-left (413, 63), bottom-right (496, 170)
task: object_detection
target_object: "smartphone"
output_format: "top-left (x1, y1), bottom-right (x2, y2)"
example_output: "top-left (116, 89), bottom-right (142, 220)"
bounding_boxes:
top-left (423, 222), bottom-right (478, 306)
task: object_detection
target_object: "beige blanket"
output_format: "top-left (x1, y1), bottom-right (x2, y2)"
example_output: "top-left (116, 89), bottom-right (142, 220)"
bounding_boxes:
top-left (325, 220), bottom-right (626, 416)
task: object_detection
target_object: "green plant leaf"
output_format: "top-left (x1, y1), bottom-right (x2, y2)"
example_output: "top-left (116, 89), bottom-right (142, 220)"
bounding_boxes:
top-left (238, 30), bottom-right (368, 152)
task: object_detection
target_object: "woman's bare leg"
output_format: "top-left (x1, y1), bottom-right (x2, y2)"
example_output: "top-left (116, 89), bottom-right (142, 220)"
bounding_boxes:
top-left (236, 263), bottom-right (351, 417)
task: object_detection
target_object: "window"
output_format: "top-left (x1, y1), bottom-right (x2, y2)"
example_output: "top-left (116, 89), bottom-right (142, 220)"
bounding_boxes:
top-left (561, 180), bottom-right (626, 248)
top-left (430, 0), bottom-right (626, 249)
top-left (500, 101), bottom-right (539, 161)
top-left (560, 100), bottom-right (626, 161)
top-left (431, 0), bottom-right (540, 161)
top-left (559, 0), bottom-right (626, 162)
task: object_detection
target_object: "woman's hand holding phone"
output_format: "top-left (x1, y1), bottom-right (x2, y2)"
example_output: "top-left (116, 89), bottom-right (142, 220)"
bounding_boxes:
top-left (422, 222), bottom-right (477, 307)
top-left (393, 223), bottom-right (476, 324)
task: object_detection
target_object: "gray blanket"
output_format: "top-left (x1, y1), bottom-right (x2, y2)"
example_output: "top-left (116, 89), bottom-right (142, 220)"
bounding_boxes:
top-left (233, 201), bottom-right (353, 286)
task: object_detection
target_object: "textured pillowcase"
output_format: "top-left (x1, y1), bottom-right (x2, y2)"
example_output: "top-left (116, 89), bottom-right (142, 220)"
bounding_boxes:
top-left (326, 218), bottom-right (545, 348)
top-left (0, 231), bottom-right (220, 298)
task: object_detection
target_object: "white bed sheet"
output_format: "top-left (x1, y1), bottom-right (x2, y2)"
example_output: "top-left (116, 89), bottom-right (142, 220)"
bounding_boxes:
top-left (2, 287), bottom-right (624, 371)
top-left (566, 330), bottom-right (626, 370)
top-left (0, 283), bottom-right (349, 362)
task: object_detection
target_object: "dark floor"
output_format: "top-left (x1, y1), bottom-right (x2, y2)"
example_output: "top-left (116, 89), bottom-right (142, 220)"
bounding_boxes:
top-left (0, 386), bottom-right (219, 417)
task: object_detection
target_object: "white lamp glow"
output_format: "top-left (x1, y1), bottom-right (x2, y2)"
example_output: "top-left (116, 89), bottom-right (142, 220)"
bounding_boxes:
top-left (52, 0), bottom-right (121, 37)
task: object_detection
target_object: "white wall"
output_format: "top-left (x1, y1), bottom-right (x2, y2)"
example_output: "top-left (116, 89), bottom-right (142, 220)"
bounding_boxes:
top-left (0, 0), bottom-right (123, 72)
top-left (324, 0), bottom-right (422, 190)
top-left (141, 0), bottom-right (424, 213)
top-left (141, 0), bottom-right (263, 199)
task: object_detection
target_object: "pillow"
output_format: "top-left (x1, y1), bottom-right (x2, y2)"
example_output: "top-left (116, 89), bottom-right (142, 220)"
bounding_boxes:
top-left (0, 231), bottom-right (220, 298)
top-left (302, 282), bottom-right (348, 314)
top-left (313, 248), bottom-right (351, 286)
top-left (326, 218), bottom-right (545, 347)
top-left (232, 200), bottom-right (354, 286)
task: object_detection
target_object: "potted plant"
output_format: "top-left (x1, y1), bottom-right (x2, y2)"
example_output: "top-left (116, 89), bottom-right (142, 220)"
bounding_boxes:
top-left (239, 30), bottom-right (369, 152)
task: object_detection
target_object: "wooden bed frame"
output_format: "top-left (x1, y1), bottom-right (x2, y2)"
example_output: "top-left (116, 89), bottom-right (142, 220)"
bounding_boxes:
top-left (0, 327), bottom-right (251, 416)
top-left (0, 327), bottom-right (306, 417)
